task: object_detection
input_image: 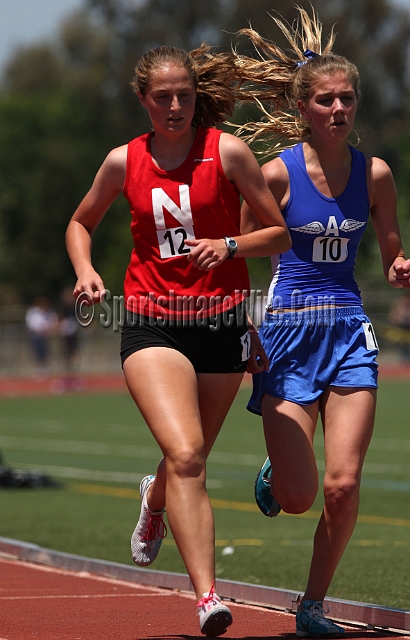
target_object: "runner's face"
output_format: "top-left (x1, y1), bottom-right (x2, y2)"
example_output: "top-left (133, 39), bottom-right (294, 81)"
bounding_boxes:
top-left (139, 64), bottom-right (197, 136)
top-left (298, 72), bottom-right (357, 143)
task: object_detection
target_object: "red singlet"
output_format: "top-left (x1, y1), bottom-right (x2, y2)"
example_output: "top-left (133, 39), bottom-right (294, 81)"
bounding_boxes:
top-left (123, 126), bottom-right (250, 321)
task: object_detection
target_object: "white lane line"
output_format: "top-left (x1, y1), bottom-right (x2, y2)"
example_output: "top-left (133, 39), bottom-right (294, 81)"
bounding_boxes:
top-left (0, 463), bottom-right (222, 488)
top-left (0, 435), bottom-right (263, 466)
top-left (0, 593), bottom-right (175, 601)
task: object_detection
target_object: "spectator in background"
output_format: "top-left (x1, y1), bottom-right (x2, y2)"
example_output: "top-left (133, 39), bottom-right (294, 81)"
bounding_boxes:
top-left (388, 295), bottom-right (410, 363)
top-left (25, 296), bottom-right (57, 373)
top-left (58, 286), bottom-right (80, 373)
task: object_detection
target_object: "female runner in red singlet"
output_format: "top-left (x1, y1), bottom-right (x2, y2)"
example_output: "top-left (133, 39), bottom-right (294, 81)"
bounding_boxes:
top-left (65, 44), bottom-right (290, 636)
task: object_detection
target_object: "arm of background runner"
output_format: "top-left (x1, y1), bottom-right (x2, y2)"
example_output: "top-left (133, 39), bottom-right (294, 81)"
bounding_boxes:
top-left (247, 330), bottom-right (270, 373)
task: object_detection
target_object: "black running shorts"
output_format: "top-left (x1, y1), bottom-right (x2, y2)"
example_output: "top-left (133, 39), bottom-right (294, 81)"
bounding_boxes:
top-left (120, 305), bottom-right (249, 373)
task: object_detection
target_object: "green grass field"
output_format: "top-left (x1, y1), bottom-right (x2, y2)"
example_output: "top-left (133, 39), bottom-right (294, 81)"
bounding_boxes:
top-left (0, 381), bottom-right (409, 610)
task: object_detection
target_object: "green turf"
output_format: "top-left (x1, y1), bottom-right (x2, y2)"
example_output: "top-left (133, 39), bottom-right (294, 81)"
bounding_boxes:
top-left (0, 383), bottom-right (409, 609)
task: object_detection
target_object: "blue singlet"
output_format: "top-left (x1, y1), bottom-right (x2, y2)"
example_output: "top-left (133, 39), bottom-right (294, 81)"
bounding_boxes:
top-left (267, 143), bottom-right (369, 311)
top-left (247, 143), bottom-right (378, 411)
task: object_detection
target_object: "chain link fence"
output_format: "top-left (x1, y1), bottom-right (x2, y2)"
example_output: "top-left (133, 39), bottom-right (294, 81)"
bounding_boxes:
top-left (0, 304), bottom-right (122, 377)
top-left (1, 289), bottom-right (410, 377)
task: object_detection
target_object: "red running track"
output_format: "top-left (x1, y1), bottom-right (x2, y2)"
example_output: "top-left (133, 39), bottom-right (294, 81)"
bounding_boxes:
top-left (0, 556), bottom-right (404, 640)
top-left (1, 364), bottom-right (409, 398)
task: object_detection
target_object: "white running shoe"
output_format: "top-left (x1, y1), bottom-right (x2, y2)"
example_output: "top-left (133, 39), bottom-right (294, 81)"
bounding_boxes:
top-left (131, 475), bottom-right (167, 566)
top-left (197, 584), bottom-right (233, 637)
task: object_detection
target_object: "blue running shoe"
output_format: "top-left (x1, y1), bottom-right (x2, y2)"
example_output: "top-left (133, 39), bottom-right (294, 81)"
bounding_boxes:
top-left (254, 457), bottom-right (281, 517)
top-left (296, 601), bottom-right (345, 638)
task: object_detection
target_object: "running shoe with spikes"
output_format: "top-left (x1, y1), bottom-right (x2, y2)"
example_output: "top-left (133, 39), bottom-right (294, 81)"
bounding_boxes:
top-left (254, 457), bottom-right (281, 517)
top-left (197, 584), bottom-right (233, 637)
top-left (296, 600), bottom-right (346, 638)
top-left (131, 475), bottom-right (167, 566)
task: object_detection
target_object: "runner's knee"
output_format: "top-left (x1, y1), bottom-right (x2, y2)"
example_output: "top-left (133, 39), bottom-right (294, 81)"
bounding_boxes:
top-left (165, 447), bottom-right (205, 479)
top-left (323, 473), bottom-right (360, 513)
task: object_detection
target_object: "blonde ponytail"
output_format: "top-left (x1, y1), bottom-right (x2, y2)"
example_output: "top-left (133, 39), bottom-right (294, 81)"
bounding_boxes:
top-left (233, 5), bottom-right (359, 149)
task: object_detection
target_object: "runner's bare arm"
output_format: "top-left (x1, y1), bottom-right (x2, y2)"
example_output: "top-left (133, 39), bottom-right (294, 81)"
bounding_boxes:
top-left (186, 135), bottom-right (291, 270)
top-left (66, 145), bottom-right (127, 302)
top-left (369, 156), bottom-right (410, 289)
top-left (241, 157), bottom-right (290, 235)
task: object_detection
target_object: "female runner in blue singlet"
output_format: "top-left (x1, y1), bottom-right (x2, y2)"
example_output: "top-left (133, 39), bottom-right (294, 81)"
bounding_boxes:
top-left (235, 6), bottom-right (410, 638)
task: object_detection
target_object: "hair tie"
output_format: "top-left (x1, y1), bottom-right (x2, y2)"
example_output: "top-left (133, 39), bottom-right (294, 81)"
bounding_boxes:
top-left (296, 49), bottom-right (321, 67)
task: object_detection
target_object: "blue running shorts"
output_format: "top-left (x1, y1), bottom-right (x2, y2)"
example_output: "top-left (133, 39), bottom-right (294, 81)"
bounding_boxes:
top-left (247, 306), bottom-right (378, 414)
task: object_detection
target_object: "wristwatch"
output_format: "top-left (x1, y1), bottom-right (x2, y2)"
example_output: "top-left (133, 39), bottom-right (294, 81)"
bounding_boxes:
top-left (223, 236), bottom-right (238, 259)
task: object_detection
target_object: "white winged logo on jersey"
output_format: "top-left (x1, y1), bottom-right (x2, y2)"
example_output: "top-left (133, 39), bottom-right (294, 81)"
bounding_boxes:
top-left (291, 219), bottom-right (365, 234)
top-left (290, 222), bottom-right (325, 234)
top-left (339, 219), bottom-right (366, 232)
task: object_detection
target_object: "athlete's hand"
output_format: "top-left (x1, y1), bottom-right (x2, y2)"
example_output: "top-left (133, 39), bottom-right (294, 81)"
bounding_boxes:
top-left (392, 258), bottom-right (410, 289)
top-left (73, 268), bottom-right (106, 305)
top-left (185, 238), bottom-right (229, 270)
top-left (247, 332), bottom-right (270, 374)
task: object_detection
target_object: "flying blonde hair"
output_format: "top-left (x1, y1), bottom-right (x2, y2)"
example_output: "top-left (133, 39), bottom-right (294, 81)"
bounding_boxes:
top-left (233, 4), bottom-right (360, 149)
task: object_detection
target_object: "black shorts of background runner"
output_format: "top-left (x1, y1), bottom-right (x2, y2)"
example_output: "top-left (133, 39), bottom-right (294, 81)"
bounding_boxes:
top-left (120, 304), bottom-right (249, 373)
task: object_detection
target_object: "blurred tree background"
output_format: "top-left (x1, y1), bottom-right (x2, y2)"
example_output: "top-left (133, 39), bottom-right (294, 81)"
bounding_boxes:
top-left (1, 0), bottom-right (410, 305)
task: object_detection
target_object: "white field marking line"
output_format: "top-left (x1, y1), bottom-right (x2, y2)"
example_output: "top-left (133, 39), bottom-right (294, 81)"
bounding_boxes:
top-left (4, 463), bottom-right (222, 488)
top-left (0, 558), bottom-right (297, 614)
top-left (2, 416), bottom-right (410, 454)
top-left (0, 592), bottom-right (298, 614)
top-left (0, 589), bottom-right (306, 617)
top-left (0, 593), bottom-right (175, 601)
top-left (2, 434), bottom-right (410, 476)
top-left (6, 463), bottom-right (144, 484)
top-left (0, 417), bottom-right (140, 434)
top-left (70, 484), bottom-right (410, 527)
top-left (230, 604), bottom-right (294, 615)
top-left (0, 435), bottom-right (262, 467)
top-left (0, 558), bottom-right (167, 592)
top-left (167, 589), bottom-right (294, 613)
top-left (0, 435), bottom-right (158, 460)
top-left (314, 458), bottom-right (410, 476)
top-left (315, 437), bottom-right (410, 453)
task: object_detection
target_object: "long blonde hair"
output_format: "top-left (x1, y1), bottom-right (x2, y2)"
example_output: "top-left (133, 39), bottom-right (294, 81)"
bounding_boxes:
top-left (233, 5), bottom-right (360, 148)
top-left (131, 44), bottom-right (238, 127)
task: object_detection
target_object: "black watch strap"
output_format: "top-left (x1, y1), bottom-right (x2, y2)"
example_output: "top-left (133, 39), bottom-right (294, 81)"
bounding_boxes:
top-left (223, 236), bottom-right (238, 259)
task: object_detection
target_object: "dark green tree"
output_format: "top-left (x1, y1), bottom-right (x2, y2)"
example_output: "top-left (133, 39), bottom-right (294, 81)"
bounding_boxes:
top-left (0, 12), bottom-right (134, 302)
top-left (0, 0), bottom-right (409, 302)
